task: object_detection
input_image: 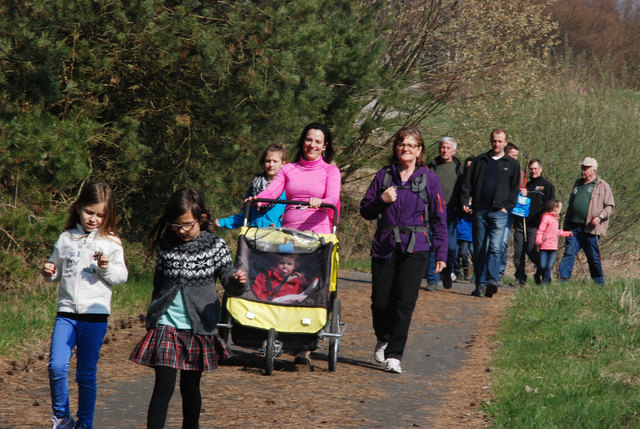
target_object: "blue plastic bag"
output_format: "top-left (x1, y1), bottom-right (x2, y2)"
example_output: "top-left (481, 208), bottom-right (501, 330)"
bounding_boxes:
top-left (511, 194), bottom-right (530, 217)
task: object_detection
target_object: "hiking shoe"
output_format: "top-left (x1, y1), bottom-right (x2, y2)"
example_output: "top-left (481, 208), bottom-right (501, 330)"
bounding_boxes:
top-left (374, 340), bottom-right (388, 363)
top-left (534, 272), bottom-right (542, 285)
top-left (424, 282), bottom-right (437, 291)
top-left (485, 283), bottom-right (498, 298)
top-left (509, 281), bottom-right (526, 287)
top-left (384, 358), bottom-right (402, 374)
top-left (51, 415), bottom-right (74, 429)
top-left (470, 288), bottom-right (484, 297)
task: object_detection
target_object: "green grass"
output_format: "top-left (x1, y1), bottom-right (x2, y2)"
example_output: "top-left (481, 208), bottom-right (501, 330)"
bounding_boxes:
top-left (339, 258), bottom-right (371, 272)
top-left (0, 278), bottom-right (152, 358)
top-left (486, 278), bottom-right (640, 428)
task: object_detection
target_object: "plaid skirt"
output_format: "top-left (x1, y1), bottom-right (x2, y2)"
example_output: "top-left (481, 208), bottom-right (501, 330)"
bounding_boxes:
top-left (129, 324), bottom-right (231, 372)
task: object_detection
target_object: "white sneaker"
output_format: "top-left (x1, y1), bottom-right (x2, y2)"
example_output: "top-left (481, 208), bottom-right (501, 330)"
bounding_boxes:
top-left (374, 340), bottom-right (388, 363)
top-left (384, 358), bottom-right (402, 373)
top-left (51, 415), bottom-right (74, 429)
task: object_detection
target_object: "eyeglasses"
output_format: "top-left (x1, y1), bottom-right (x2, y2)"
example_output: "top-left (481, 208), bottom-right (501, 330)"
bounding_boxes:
top-left (397, 143), bottom-right (420, 150)
top-left (169, 219), bottom-right (198, 232)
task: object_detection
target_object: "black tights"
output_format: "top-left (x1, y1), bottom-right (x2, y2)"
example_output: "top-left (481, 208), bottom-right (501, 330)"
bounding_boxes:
top-left (147, 366), bottom-right (202, 429)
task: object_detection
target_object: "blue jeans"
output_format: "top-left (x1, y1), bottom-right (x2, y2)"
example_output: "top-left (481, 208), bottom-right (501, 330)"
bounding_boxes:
top-left (425, 216), bottom-right (457, 284)
top-left (498, 214), bottom-right (514, 279)
top-left (539, 250), bottom-right (557, 283)
top-left (455, 240), bottom-right (472, 272)
top-left (49, 316), bottom-right (108, 428)
top-left (472, 209), bottom-right (509, 290)
top-left (558, 225), bottom-right (605, 284)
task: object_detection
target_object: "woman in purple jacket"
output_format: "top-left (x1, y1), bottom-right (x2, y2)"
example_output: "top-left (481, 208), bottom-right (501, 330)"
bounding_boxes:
top-left (360, 126), bottom-right (448, 374)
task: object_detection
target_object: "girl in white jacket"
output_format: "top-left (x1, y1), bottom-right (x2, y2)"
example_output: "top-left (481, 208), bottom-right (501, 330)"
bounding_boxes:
top-left (42, 183), bottom-right (128, 429)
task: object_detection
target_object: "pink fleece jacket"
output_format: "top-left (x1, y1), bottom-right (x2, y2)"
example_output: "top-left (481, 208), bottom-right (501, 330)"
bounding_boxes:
top-left (535, 212), bottom-right (572, 250)
top-left (257, 157), bottom-right (341, 234)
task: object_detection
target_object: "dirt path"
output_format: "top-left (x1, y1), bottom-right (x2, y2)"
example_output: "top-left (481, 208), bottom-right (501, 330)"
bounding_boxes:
top-left (0, 271), bottom-right (510, 428)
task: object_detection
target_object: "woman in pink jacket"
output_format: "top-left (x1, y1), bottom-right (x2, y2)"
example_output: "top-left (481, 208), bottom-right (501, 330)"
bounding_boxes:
top-left (256, 123), bottom-right (341, 234)
top-left (254, 123), bottom-right (341, 365)
top-left (535, 199), bottom-right (573, 283)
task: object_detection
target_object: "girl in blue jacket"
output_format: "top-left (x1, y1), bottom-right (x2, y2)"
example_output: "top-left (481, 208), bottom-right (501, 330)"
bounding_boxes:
top-left (216, 144), bottom-right (287, 228)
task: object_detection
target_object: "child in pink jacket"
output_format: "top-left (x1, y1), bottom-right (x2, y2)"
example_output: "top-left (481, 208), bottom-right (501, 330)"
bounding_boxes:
top-left (536, 200), bottom-right (573, 283)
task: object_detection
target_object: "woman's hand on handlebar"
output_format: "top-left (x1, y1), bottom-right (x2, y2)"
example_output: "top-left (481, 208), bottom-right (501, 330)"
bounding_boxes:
top-left (309, 197), bottom-right (322, 209)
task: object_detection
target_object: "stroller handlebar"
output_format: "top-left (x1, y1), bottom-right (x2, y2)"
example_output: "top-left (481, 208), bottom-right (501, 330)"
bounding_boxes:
top-left (244, 198), bottom-right (339, 232)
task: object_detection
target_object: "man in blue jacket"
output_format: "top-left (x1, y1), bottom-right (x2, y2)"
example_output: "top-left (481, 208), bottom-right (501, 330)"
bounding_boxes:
top-left (460, 128), bottom-right (521, 297)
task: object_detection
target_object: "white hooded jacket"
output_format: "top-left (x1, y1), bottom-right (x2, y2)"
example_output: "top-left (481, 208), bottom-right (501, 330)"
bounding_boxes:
top-left (45, 224), bottom-right (128, 315)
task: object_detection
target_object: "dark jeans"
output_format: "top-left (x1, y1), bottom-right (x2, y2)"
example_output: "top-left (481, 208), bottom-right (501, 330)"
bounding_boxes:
top-left (148, 366), bottom-right (203, 429)
top-left (371, 248), bottom-right (429, 360)
top-left (455, 240), bottom-right (472, 272)
top-left (558, 225), bottom-right (604, 284)
top-left (512, 226), bottom-right (541, 282)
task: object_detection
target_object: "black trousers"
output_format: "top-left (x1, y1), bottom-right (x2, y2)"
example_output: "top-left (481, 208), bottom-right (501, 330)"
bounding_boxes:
top-left (371, 249), bottom-right (429, 360)
top-left (512, 226), bottom-right (541, 282)
top-left (147, 366), bottom-right (202, 429)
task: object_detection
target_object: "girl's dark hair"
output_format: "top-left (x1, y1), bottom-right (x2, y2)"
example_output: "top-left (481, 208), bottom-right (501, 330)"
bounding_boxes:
top-left (389, 126), bottom-right (425, 167)
top-left (65, 182), bottom-right (117, 237)
top-left (149, 187), bottom-right (211, 253)
top-left (294, 122), bottom-right (334, 163)
top-left (259, 143), bottom-right (288, 166)
top-left (544, 199), bottom-right (562, 213)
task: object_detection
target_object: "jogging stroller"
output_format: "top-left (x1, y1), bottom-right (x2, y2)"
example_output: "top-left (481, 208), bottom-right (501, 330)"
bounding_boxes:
top-left (217, 199), bottom-right (347, 375)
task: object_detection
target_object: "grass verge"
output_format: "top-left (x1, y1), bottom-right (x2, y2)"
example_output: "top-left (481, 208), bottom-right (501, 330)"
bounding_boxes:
top-left (486, 278), bottom-right (640, 428)
top-left (0, 278), bottom-right (152, 358)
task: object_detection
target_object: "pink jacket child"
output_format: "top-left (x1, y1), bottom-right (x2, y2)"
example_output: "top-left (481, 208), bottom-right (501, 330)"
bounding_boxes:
top-left (536, 212), bottom-right (572, 250)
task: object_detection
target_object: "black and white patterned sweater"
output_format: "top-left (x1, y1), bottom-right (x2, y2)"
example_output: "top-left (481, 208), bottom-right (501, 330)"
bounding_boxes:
top-left (145, 231), bottom-right (245, 335)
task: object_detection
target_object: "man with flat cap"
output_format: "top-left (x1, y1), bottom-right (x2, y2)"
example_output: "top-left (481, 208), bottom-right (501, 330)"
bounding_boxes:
top-left (558, 157), bottom-right (614, 284)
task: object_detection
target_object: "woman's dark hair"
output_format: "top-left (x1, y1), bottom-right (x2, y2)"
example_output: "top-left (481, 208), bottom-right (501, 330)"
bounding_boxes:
top-left (388, 126), bottom-right (425, 167)
top-left (259, 143), bottom-right (288, 166)
top-left (294, 122), bottom-right (334, 163)
top-left (65, 182), bottom-right (117, 237)
top-left (149, 187), bottom-right (211, 253)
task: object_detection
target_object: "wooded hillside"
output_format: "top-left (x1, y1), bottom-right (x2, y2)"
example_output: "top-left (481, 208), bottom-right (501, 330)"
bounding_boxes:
top-left (1, 0), bottom-right (639, 287)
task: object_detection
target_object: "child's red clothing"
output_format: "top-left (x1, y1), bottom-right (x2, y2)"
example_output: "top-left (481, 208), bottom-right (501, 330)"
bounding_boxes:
top-left (252, 269), bottom-right (308, 301)
top-left (535, 212), bottom-right (572, 250)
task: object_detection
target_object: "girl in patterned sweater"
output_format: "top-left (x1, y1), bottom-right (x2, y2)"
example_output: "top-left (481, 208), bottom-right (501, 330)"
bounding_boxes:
top-left (130, 188), bottom-right (246, 429)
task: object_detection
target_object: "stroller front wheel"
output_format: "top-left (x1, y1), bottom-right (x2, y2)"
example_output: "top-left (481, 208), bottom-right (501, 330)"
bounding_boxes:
top-left (328, 298), bottom-right (341, 371)
top-left (264, 328), bottom-right (277, 375)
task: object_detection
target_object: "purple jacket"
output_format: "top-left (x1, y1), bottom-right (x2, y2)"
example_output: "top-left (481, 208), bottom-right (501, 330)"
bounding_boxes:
top-left (360, 165), bottom-right (448, 261)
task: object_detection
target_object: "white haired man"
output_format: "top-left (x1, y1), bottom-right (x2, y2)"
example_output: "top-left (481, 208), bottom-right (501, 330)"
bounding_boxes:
top-left (557, 157), bottom-right (614, 284)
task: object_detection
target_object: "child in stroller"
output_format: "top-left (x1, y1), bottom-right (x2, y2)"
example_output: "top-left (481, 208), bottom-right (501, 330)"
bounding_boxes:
top-left (251, 254), bottom-right (319, 304)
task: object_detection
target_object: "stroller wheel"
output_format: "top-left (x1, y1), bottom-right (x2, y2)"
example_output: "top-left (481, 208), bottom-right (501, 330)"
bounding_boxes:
top-left (328, 298), bottom-right (341, 371)
top-left (264, 328), bottom-right (277, 376)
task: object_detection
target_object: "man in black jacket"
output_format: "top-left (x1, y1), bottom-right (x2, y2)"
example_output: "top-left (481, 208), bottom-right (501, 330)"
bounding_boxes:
top-left (511, 159), bottom-right (555, 286)
top-left (460, 128), bottom-right (520, 297)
